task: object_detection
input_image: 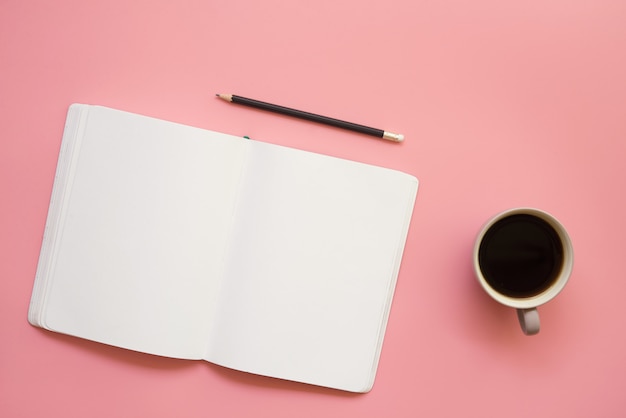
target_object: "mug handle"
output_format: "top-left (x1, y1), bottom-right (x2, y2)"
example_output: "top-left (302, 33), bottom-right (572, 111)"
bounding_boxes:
top-left (517, 308), bottom-right (540, 335)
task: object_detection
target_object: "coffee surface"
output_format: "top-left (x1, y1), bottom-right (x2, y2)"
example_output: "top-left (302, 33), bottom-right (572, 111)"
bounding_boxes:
top-left (478, 214), bottom-right (564, 297)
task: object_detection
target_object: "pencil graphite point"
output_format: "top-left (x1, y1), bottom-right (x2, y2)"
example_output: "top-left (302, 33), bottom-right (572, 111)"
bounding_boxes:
top-left (216, 93), bottom-right (233, 102)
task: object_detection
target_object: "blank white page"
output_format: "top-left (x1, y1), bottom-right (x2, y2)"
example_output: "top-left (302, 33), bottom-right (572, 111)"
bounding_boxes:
top-left (206, 140), bottom-right (418, 392)
top-left (39, 105), bottom-right (248, 359)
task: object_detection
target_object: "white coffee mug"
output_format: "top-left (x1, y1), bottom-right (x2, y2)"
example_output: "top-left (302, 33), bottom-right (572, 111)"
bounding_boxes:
top-left (473, 208), bottom-right (574, 335)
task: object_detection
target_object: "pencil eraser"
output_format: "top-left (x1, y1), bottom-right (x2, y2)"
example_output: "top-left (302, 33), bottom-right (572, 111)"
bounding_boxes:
top-left (383, 132), bottom-right (404, 142)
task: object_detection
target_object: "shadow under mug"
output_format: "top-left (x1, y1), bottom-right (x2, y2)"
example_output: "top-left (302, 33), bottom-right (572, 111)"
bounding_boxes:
top-left (473, 208), bottom-right (574, 335)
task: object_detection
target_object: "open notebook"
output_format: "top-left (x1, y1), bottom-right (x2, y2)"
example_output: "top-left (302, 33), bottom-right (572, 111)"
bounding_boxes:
top-left (28, 104), bottom-right (418, 392)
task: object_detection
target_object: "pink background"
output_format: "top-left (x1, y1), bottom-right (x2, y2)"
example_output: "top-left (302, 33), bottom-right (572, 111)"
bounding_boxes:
top-left (2, 0), bottom-right (625, 416)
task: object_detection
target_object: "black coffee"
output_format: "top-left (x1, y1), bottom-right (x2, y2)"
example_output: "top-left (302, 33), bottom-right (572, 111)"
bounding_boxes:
top-left (478, 214), bottom-right (564, 298)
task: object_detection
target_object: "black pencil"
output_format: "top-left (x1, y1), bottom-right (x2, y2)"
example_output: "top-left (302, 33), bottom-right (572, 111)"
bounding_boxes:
top-left (216, 94), bottom-right (404, 142)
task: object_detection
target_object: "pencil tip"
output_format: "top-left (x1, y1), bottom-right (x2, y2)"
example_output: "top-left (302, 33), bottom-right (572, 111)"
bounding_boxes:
top-left (215, 94), bottom-right (233, 102)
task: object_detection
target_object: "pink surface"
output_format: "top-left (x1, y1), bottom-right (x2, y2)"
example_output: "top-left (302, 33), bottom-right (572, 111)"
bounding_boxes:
top-left (1, 0), bottom-right (625, 416)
